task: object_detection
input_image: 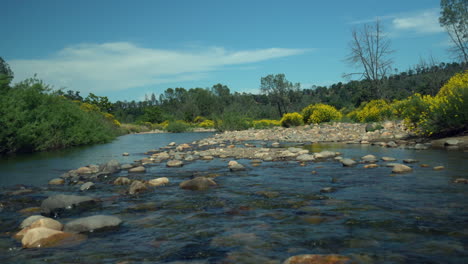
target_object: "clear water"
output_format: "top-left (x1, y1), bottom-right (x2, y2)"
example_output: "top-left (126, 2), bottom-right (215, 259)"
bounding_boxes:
top-left (0, 134), bottom-right (467, 263)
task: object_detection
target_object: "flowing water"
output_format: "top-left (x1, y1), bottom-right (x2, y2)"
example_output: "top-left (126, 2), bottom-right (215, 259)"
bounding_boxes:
top-left (0, 133), bottom-right (467, 263)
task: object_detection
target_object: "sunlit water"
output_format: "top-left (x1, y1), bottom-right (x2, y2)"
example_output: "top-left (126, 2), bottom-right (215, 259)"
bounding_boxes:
top-left (0, 133), bottom-right (467, 263)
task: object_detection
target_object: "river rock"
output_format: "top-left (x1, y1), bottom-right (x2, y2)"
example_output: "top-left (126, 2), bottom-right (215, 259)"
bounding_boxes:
top-left (414, 143), bottom-right (429, 150)
top-left (341, 158), bottom-right (357, 167)
top-left (166, 160), bottom-right (183, 167)
top-left (21, 227), bottom-right (85, 248)
top-left (433, 166), bottom-right (445, 170)
top-left (64, 215), bottom-right (122, 233)
top-left (271, 142), bottom-right (281, 148)
top-left (228, 160), bottom-right (246, 171)
top-left (296, 154), bottom-right (315, 162)
top-left (445, 139), bottom-right (460, 146)
top-left (80, 182), bottom-right (95, 191)
top-left (20, 215), bottom-right (47, 229)
top-left (314, 151), bottom-right (337, 159)
top-left (122, 152), bottom-right (129, 156)
top-left (99, 160), bottom-right (121, 174)
top-left (180, 177), bottom-right (217, 191)
top-left (403, 159), bottom-right (418, 164)
top-left (128, 180), bottom-right (148, 195)
top-left (392, 164), bottom-right (413, 173)
top-left (386, 141), bottom-right (398, 148)
top-left (15, 217), bottom-right (63, 240)
top-left (364, 164), bottom-right (379, 168)
top-left (120, 164), bottom-right (133, 170)
top-left (168, 142), bottom-right (176, 146)
top-left (48, 178), bottom-right (65, 185)
top-left (454, 178), bottom-right (468, 184)
top-left (114, 177), bottom-right (131, 185)
top-left (40, 194), bottom-right (97, 216)
top-left (283, 254), bottom-right (353, 264)
top-left (320, 187), bottom-right (336, 193)
top-left (75, 166), bottom-right (93, 175)
top-left (361, 154), bottom-right (377, 163)
top-left (129, 166), bottom-right (146, 173)
top-left (148, 177), bottom-right (169, 187)
top-left (382, 157), bottom-right (396, 162)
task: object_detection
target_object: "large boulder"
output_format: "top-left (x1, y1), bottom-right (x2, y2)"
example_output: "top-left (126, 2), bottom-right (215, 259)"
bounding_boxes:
top-left (99, 160), bottom-right (121, 174)
top-left (64, 215), bottom-right (122, 233)
top-left (21, 227), bottom-right (85, 248)
top-left (15, 217), bottom-right (63, 240)
top-left (128, 180), bottom-right (148, 195)
top-left (40, 195), bottom-right (97, 217)
top-left (283, 254), bottom-right (353, 264)
top-left (228, 160), bottom-right (246, 171)
top-left (180, 177), bottom-right (217, 191)
top-left (20, 215), bottom-right (47, 229)
top-left (148, 177), bottom-right (169, 187)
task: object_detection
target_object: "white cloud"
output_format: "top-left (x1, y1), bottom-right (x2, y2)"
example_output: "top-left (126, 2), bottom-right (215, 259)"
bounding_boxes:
top-left (392, 9), bottom-right (444, 34)
top-left (10, 42), bottom-right (308, 94)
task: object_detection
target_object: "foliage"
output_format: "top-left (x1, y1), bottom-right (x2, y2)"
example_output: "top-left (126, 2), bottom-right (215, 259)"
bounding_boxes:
top-left (260, 74), bottom-right (301, 117)
top-left (252, 119), bottom-right (281, 129)
top-left (347, 99), bottom-right (393, 123)
top-left (0, 57), bottom-right (14, 89)
top-left (198, 119), bottom-right (215, 128)
top-left (280, 112), bottom-right (304, 127)
top-left (166, 120), bottom-right (193, 133)
top-left (301, 104), bottom-right (342, 124)
top-left (439, 0), bottom-right (468, 62)
top-left (0, 78), bottom-right (120, 154)
top-left (120, 123), bottom-right (152, 134)
top-left (215, 112), bottom-right (252, 131)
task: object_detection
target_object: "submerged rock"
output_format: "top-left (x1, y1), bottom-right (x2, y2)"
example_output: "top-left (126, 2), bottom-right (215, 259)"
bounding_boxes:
top-left (228, 160), bottom-right (246, 171)
top-left (40, 194), bottom-right (97, 216)
top-left (128, 180), bottom-right (148, 195)
top-left (296, 154), bottom-right (315, 162)
top-left (64, 215), bottom-right (122, 233)
top-left (454, 178), bottom-right (468, 184)
top-left (403, 159), bottom-right (419, 164)
top-left (283, 254), bottom-right (354, 264)
top-left (314, 151), bottom-right (337, 159)
top-left (381, 156), bottom-right (396, 162)
top-left (180, 177), bottom-right (217, 191)
top-left (129, 166), bottom-right (146, 173)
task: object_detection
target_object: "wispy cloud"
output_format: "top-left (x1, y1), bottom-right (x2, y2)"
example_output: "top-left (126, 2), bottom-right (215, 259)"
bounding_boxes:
top-left (10, 42), bottom-right (308, 94)
top-left (392, 8), bottom-right (444, 34)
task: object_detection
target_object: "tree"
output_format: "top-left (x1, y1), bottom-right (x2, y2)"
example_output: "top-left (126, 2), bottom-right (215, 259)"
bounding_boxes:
top-left (84, 93), bottom-right (113, 113)
top-left (260, 74), bottom-right (300, 117)
top-left (439, 0), bottom-right (468, 63)
top-left (0, 57), bottom-right (14, 90)
top-left (345, 20), bottom-right (394, 98)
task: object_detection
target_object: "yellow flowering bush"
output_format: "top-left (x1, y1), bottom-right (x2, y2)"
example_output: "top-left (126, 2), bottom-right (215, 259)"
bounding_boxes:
top-left (302, 104), bottom-right (342, 124)
top-left (347, 99), bottom-right (393, 123)
top-left (280, 112), bottom-right (304, 127)
top-left (252, 119), bottom-right (281, 129)
top-left (198, 119), bottom-right (215, 128)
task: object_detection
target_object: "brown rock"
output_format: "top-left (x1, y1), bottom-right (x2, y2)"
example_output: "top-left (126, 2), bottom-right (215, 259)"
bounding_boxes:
top-left (454, 178), bottom-right (468, 184)
top-left (180, 177), bottom-right (217, 191)
top-left (128, 180), bottom-right (148, 195)
top-left (392, 164), bottom-right (413, 173)
top-left (21, 227), bottom-right (85, 248)
top-left (129, 166), bottom-right (146, 173)
top-left (114, 177), bottom-right (132, 185)
top-left (433, 166), bottom-right (445, 170)
top-left (48, 178), bottom-right (65, 185)
top-left (147, 177), bottom-right (169, 187)
top-left (75, 167), bottom-right (92, 175)
top-left (15, 218), bottom-right (63, 240)
top-left (364, 164), bottom-right (379, 169)
top-left (283, 254), bottom-right (354, 264)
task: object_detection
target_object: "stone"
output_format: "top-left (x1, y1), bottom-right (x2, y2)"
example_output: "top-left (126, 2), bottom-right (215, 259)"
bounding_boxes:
top-left (271, 142), bottom-right (281, 148)
top-left (166, 160), bottom-right (183, 167)
top-left (414, 143), bottom-right (429, 150)
top-left (120, 164), bottom-right (133, 170)
top-left (129, 166), bottom-right (146, 173)
top-left (392, 164), bottom-right (413, 173)
top-left (64, 215), bottom-right (122, 233)
top-left (80, 182), bottom-right (95, 191)
top-left (382, 157), bottom-right (396, 162)
top-left (341, 158), bottom-right (357, 167)
top-left (128, 180), bottom-right (147, 195)
top-left (21, 227), bottom-right (85, 248)
top-left (18, 207), bottom-right (41, 214)
top-left (283, 254), bottom-right (353, 264)
top-left (383, 121), bottom-right (394, 129)
top-left (228, 160), bottom-right (246, 171)
top-left (361, 154), bottom-right (377, 163)
top-left (75, 166), bottom-right (93, 175)
top-left (40, 195), bottom-right (96, 216)
top-left (100, 160), bottom-right (121, 174)
top-left (179, 177), bottom-right (217, 191)
top-left (20, 215), bottom-right (47, 229)
top-left (48, 178), bottom-right (65, 185)
top-left (114, 177), bottom-right (131, 185)
top-left (148, 177), bottom-right (169, 187)
top-left (445, 139), bottom-right (460, 146)
top-left (314, 151), bottom-right (337, 159)
top-left (30, 218), bottom-right (63, 231)
top-left (364, 164), bottom-right (379, 169)
top-left (122, 152), bottom-right (130, 156)
top-left (403, 159), bottom-right (419, 164)
top-left (320, 187), bottom-right (336, 193)
top-left (201, 155), bottom-right (214, 160)
top-left (296, 154), bottom-right (315, 162)
top-left (386, 141), bottom-right (398, 148)
top-left (454, 178), bottom-right (468, 184)
top-left (433, 166), bottom-right (445, 170)
top-left (168, 142), bottom-right (176, 146)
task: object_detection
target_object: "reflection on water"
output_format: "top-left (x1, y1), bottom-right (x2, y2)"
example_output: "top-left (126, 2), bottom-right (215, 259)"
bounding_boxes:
top-left (0, 135), bottom-right (467, 263)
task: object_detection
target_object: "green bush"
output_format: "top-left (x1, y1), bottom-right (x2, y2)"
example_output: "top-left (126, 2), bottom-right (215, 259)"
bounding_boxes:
top-left (215, 112), bottom-right (251, 131)
top-left (252, 119), bottom-right (281, 129)
top-left (280, 112), bottom-right (304, 127)
top-left (166, 120), bottom-right (193, 133)
top-left (0, 78), bottom-right (120, 153)
top-left (301, 104), bottom-right (342, 124)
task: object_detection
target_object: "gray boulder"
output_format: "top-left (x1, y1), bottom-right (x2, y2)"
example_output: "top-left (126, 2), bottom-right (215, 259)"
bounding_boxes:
top-left (64, 215), bottom-right (122, 233)
top-left (99, 160), bottom-right (121, 174)
top-left (80, 182), bottom-right (95, 191)
top-left (228, 161), bottom-right (246, 171)
top-left (40, 194), bottom-right (97, 216)
top-left (128, 180), bottom-right (147, 195)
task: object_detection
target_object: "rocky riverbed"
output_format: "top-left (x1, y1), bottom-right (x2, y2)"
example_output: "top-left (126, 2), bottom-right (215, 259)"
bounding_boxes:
top-left (1, 123), bottom-right (467, 263)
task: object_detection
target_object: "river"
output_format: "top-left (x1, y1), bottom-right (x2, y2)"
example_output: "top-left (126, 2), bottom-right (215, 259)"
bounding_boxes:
top-left (0, 133), bottom-right (467, 263)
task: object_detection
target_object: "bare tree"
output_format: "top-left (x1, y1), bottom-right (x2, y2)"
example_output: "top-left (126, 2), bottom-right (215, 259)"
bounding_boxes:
top-left (439, 0), bottom-right (468, 63)
top-left (344, 20), bottom-right (394, 97)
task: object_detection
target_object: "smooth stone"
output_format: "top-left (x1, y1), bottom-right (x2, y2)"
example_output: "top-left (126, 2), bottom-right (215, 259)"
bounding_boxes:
top-left (48, 178), bottom-right (65, 185)
top-left (228, 160), bottom-right (246, 171)
top-left (168, 142), bottom-right (176, 146)
top-left (179, 177), bottom-right (217, 191)
top-left (40, 195), bottom-right (96, 216)
top-left (392, 164), bottom-right (413, 173)
top-left (16, 217), bottom-right (64, 240)
top-left (129, 166), bottom-right (146, 173)
top-left (128, 180), bottom-right (148, 195)
top-left (454, 178), bottom-right (468, 184)
top-left (120, 164), bottom-right (133, 170)
top-left (403, 159), bottom-right (419, 163)
top-left (433, 166), bottom-right (445, 170)
top-left (386, 141), bottom-right (398, 148)
top-left (80, 182), bottom-right (95, 191)
top-left (296, 154), bottom-right (315, 162)
top-left (201, 155), bottom-right (214, 160)
top-left (166, 160), bottom-right (183, 167)
top-left (21, 227), bottom-right (85, 248)
top-left (100, 159), bottom-right (121, 174)
top-left (385, 163), bottom-right (401, 167)
top-left (382, 157), bottom-right (397, 162)
top-left (122, 152), bottom-right (129, 156)
top-left (314, 151), bottom-right (337, 159)
top-left (75, 166), bottom-right (93, 175)
top-left (64, 215), bottom-right (122, 233)
top-left (414, 143), bottom-right (429, 150)
top-left (445, 139), bottom-right (460, 146)
top-left (20, 215), bottom-right (47, 229)
top-left (361, 154), bottom-right (377, 163)
top-left (341, 158), bottom-right (357, 167)
top-left (114, 177), bottom-right (131, 185)
top-left (283, 254), bottom-right (353, 264)
top-left (271, 142), bottom-right (281, 148)
top-left (320, 187), bottom-right (336, 193)
top-left (147, 177), bottom-right (169, 187)
top-left (18, 207), bottom-right (41, 214)
top-left (364, 164), bottom-right (379, 169)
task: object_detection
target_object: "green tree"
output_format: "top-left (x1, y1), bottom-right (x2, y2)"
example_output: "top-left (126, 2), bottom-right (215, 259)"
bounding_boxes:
top-left (84, 93), bottom-right (113, 113)
top-left (0, 57), bottom-right (14, 90)
top-left (439, 0), bottom-right (468, 62)
top-left (260, 74), bottom-right (300, 117)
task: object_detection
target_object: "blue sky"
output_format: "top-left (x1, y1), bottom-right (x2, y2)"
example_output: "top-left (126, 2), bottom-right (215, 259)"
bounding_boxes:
top-left (2, 0), bottom-right (452, 102)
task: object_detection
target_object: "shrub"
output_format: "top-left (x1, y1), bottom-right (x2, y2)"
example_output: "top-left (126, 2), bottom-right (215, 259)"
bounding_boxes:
top-left (280, 112), bottom-right (304, 127)
top-left (347, 99), bottom-right (393, 123)
top-left (194, 116), bottom-right (207, 123)
top-left (198, 119), bottom-right (215, 128)
top-left (166, 120), bottom-right (193, 133)
top-left (252, 119), bottom-right (281, 129)
top-left (215, 112), bottom-right (251, 131)
top-left (301, 104), bottom-right (342, 124)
